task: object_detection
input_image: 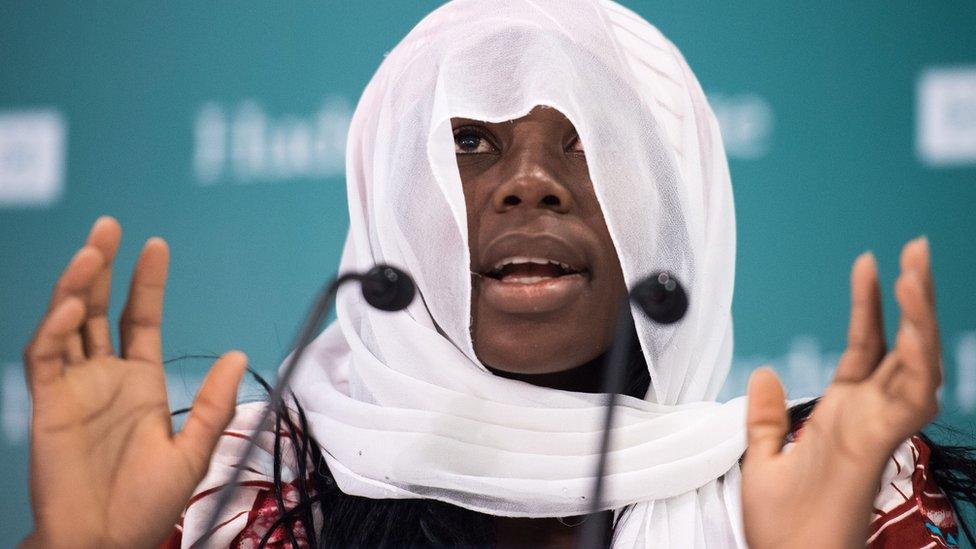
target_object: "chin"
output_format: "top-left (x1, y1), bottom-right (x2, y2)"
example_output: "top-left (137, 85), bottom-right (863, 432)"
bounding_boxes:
top-left (471, 312), bottom-right (601, 374)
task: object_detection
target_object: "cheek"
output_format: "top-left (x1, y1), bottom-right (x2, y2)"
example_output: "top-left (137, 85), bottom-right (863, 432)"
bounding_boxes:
top-left (594, 265), bottom-right (628, 343)
top-left (460, 174), bottom-right (490, 239)
top-left (462, 194), bottom-right (481, 260)
top-left (591, 238), bottom-right (629, 343)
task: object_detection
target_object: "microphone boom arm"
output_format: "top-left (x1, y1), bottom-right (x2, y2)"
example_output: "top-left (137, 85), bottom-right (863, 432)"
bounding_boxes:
top-left (193, 267), bottom-right (414, 547)
top-left (577, 270), bottom-right (688, 548)
top-left (577, 298), bottom-right (635, 548)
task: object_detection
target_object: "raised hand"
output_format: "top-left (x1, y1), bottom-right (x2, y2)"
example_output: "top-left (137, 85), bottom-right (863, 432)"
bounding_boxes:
top-left (741, 236), bottom-right (942, 548)
top-left (21, 217), bottom-right (247, 548)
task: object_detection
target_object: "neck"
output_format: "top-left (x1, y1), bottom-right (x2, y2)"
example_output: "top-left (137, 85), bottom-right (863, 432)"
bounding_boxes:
top-left (485, 351), bottom-right (608, 393)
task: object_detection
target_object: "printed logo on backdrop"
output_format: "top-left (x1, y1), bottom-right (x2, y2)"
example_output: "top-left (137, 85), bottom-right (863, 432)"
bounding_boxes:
top-left (707, 93), bottom-right (774, 160)
top-left (192, 93), bottom-right (770, 183)
top-left (0, 110), bottom-right (66, 207)
top-left (193, 97), bottom-right (352, 185)
top-left (717, 331), bottom-right (976, 408)
top-left (917, 66), bottom-right (976, 166)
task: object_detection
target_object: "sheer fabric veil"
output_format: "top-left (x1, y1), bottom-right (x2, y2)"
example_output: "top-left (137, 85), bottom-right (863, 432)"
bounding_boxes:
top-left (182, 1), bottom-right (753, 546)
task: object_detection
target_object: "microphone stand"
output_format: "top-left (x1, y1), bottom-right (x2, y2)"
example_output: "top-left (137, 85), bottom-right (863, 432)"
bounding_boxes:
top-left (577, 271), bottom-right (688, 548)
top-left (193, 267), bottom-right (412, 547)
top-left (577, 299), bottom-right (635, 548)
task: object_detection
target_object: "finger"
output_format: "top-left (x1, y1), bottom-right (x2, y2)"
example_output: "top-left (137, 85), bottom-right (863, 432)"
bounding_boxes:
top-left (45, 246), bottom-right (104, 312)
top-left (119, 238), bottom-right (169, 363)
top-left (894, 270), bottom-right (941, 389)
top-left (886, 320), bottom-right (939, 423)
top-left (174, 351), bottom-right (248, 478)
top-left (833, 251), bottom-right (886, 383)
top-left (23, 297), bottom-right (86, 389)
top-left (745, 366), bottom-right (788, 460)
top-left (870, 351), bottom-right (902, 391)
top-left (43, 246), bottom-right (105, 362)
top-left (82, 216), bottom-right (122, 357)
top-left (900, 236), bottom-right (935, 309)
top-left (900, 237), bottom-right (941, 359)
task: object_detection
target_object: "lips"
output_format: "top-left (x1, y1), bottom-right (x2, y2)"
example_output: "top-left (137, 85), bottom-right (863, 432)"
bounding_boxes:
top-left (478, 233), bottom-right (589, 279)
top-left (476, 233), bottom-right (591, 314)
top-left (486, 257), bottom-right (584, 283)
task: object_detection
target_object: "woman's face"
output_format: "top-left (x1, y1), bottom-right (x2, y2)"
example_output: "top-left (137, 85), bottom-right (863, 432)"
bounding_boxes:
top-left (457, 105), bottom-right (628, 374)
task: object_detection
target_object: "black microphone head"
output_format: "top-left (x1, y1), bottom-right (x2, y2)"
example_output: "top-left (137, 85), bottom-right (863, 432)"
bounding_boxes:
top-left (361, 264), bottom-right (416, 312)
top-left (629, 271), bottom-right (688, 324)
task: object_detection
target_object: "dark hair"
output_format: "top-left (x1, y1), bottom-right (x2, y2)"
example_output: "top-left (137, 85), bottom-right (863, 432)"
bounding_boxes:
top-left (171, 343), bottom-right (976, 547)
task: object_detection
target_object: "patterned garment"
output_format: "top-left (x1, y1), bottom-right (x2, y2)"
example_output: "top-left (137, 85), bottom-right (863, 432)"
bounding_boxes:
top-left (869, 436), bottom-right (960, 548)
top-left (163, 430), bottom-right (962, 548)
top-left (784, 418), bottom-right (960, 549)
top-left (229, 482), bottom-right (312, 548)
top-left (161, 476), bottom-right (314, 549)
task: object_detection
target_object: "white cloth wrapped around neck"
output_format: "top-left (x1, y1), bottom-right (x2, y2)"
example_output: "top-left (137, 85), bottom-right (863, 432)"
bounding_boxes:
top-left (205, 0), bottom-right (757, 546)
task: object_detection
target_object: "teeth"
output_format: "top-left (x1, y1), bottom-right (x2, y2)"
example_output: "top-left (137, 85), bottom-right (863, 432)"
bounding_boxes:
top-left (491, 256), bottom-right (575, 272)
top-left (503, 276), bottom-right (550, 284)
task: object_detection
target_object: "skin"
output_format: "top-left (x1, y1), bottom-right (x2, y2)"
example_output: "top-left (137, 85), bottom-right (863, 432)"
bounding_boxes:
top-left (742, 244), bottom-right (943, 548)
top-left (20, 220), bottom-right (247, 549)
top-left (459, 105), bottom-right (628, 376)
top-left (20, 106), bottom-right (943, 548)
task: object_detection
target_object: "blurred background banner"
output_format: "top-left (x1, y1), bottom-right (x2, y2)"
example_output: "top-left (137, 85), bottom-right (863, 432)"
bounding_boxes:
top-left (1, 1), bottom-right (974, 541)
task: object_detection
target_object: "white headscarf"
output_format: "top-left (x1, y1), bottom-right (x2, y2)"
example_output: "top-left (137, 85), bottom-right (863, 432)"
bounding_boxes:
top-left (184, 0), bottom-right (750, 546)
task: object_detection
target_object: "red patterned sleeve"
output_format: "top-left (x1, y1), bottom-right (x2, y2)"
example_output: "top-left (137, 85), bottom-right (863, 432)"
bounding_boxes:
top-left (157, 402), bottom-right (320, 549)
top-left (786, 417), bottom-right (960, 548)
top-left (159, 479), bottom-right (312, 549)
top-left (866, 435), bottom-right (959, 548)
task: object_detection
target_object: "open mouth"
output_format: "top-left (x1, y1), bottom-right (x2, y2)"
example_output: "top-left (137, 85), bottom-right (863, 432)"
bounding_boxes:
top-left (475, 233), bottom-right (593, 314)
top-left (478, 256), bottom-right (589, 314)
top-left (484, 256), bottom-right (586, 284)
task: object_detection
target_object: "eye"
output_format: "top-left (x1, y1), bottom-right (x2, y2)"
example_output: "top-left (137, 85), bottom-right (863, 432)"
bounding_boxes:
top-left (568, 134), bottom-right (585, 154)
top-left (453, 126), bottom-right (497, 155)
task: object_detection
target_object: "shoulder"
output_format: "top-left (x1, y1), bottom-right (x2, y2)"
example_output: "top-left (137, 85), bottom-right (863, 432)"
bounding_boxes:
top-left (786, 413), bottom-right (961, 548)
top-left (161, 401), bottom-right (321, 548)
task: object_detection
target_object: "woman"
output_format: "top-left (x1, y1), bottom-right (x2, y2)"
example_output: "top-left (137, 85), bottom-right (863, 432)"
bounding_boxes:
top-left (20, 0), bottom-right (967, 547)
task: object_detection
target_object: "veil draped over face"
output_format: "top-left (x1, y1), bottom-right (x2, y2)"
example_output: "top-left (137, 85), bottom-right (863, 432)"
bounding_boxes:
top-left (184, 0), bottom-right (753, 546)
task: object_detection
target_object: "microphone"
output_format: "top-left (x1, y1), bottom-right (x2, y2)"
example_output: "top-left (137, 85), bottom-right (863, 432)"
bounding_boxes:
top-left (193, 264), bottom-right (415, 547)
top-left (360, 264), bottom-right (417, 312)
top-left (629, 271), bottom-right (688, 325)
top-left (577, 270), bottom-right (688, 548)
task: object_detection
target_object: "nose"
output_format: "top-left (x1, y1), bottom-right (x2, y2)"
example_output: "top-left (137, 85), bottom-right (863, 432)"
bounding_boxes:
top-left (490, 149), bottom-right (574, 214)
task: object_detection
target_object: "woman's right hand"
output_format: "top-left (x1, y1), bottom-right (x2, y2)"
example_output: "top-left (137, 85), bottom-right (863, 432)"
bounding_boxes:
top-left (20, 216), bottom-right (248, 549)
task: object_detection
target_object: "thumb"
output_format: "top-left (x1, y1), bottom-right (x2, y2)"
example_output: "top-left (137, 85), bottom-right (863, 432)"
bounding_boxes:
top-left (174, 350), bottom-right (248, 478)
top-left (745, 366), bottom-right (788, 461)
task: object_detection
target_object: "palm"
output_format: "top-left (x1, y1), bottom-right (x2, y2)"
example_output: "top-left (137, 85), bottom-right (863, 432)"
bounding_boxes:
top-left (23, 217), bottom-right (246, 548)
top-left (742, 238), bottom-right (942, 548)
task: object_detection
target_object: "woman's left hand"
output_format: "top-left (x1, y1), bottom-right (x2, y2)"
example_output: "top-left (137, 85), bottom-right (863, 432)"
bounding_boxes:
top-left (741, 236), bottom-right (942, 549)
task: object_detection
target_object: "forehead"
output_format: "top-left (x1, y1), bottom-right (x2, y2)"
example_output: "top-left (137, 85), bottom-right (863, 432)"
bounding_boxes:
top-left (450, 105), bottom-right (577, 129)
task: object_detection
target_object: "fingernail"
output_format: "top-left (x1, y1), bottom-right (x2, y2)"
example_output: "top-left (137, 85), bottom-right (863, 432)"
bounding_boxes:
top-left (95, 215), bottom-right (119, 228)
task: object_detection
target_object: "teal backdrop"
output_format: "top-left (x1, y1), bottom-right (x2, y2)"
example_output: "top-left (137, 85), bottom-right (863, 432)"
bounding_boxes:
top-left (1, 1), bottom-right (975, 543)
